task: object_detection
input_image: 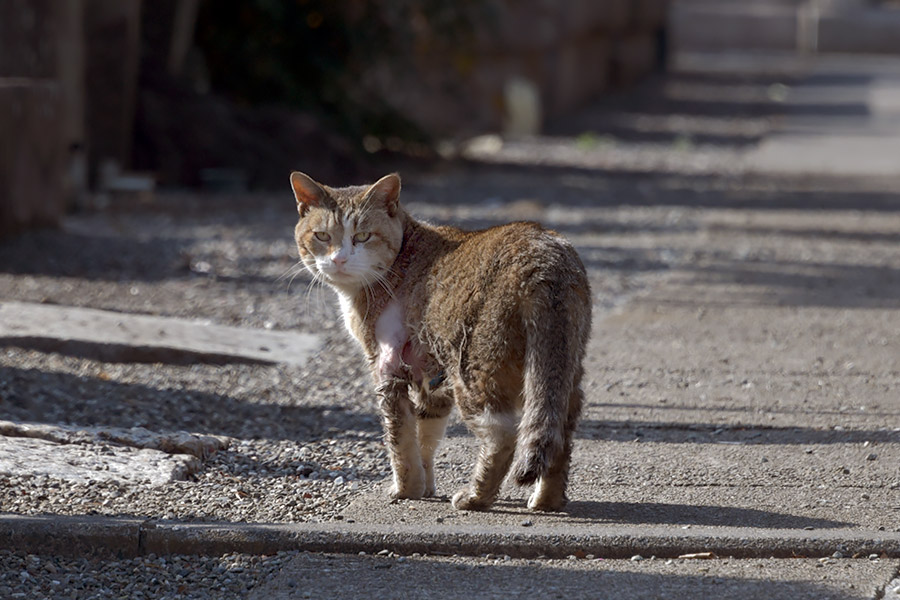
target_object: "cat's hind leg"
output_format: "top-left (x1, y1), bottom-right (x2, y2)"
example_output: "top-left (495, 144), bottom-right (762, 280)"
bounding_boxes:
top-left (452, 408), bottom-right (517, 511)
top-left (527, 382), bottom-right (583, 511)
top-left (414, 385), bottom-right (453, 497)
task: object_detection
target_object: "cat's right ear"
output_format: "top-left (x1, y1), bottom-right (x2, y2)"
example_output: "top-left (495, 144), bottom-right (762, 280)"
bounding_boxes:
top-left (290, 171), bottom-right (325, 216)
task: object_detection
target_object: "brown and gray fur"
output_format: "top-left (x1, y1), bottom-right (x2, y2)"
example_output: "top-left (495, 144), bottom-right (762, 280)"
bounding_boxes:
top-left (290, 171), bottom-right (591, 511)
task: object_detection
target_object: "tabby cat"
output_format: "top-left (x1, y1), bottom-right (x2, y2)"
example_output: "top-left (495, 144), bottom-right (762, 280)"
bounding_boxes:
top-left (290, 171), bottom-right (591, 511)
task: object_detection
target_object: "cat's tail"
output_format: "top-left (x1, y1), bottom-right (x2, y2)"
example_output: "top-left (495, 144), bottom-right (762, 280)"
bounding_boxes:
top-left (511, 272), bottom-right (589, 487)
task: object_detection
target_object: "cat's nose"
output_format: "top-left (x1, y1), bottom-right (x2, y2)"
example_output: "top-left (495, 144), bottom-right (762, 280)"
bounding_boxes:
top-left (332, 256), bottom-right (347, 267)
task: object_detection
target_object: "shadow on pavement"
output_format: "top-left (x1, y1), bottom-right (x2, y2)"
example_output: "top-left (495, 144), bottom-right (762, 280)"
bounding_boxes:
top-left (564, 500), bottom-right (853, 529)
top-left (577, 419), bottom-right (900, 445)
top-left (669, 261), bottom-right (900, 310)
top-left (0, 226), bottom-right (293, 285)
top-left (472, 498), bottom-right (853, 530)
top-left (259, 551), bottom-right (870, 600)
top-left (706, 222), bottom-right (900, 245)
top-left (417, 163), bottom-right (900, 212)
top-left (0, 364), bottom-right (379, 446)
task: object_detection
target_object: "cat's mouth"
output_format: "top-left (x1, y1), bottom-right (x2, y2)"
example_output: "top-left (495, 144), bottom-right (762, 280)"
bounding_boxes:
top-left (324, 270), bottom-right (358, 284)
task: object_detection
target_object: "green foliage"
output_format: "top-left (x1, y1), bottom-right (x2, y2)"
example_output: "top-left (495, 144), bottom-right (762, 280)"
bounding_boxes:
top-left (575, 132), bottom-right (617, 151)
top-left (195, 0), bottom-right (488, 144)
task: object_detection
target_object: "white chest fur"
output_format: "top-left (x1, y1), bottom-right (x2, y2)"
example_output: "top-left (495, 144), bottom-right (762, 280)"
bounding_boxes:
top-left (374, 299), bottom-right (408, 378)
top-left (336, 292), bottom-right (358, 340)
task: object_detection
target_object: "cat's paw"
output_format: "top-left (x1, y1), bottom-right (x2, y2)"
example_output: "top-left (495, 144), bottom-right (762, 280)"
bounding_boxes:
top-left (422, 468), bottom-right (436, 497)
top-left (451, 487), bottom-right (491, 511)
top-left (389, 468), bottom-right (427, 499)
top-left (526, 489), bottom-right (567, 512)
top-left (389, 484), bottom-right (425, 500)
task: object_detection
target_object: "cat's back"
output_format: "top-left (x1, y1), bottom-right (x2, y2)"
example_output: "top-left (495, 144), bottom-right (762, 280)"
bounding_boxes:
top-left (441, 220), bottom-right (586, 290)
top-left (407, 220), bottom-right (589, 337)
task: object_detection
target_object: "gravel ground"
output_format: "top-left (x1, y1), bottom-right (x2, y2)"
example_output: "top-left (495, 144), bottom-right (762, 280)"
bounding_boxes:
top-left (0, 549), bottom-right (298, 600)
top-left (2, 550), bottom-right (892, 600)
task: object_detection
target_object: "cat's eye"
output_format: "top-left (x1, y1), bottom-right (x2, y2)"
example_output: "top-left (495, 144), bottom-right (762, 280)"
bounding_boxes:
top-left (353, 232), bottom-right (372, 244)
top-left (313, 231), bottom-right (331, 242)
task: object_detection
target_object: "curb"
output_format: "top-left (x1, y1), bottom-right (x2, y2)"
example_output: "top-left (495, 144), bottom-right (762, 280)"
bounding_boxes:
top-left (3, 513), bottom-right (899, 560)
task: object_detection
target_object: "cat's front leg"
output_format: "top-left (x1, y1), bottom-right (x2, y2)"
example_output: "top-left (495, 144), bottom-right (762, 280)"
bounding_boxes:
top-left (377, 377), bottom-right (426, 499)
top-left (414, 384), bottom-right (453, 497)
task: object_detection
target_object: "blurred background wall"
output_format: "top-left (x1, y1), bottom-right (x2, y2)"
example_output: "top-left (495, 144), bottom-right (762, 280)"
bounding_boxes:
top-left (0, 0), bottom-right (672, 238)
top-left (6, 0), bottom-right (900, 237)
top-left (671, 0), bottom-right (900, 58)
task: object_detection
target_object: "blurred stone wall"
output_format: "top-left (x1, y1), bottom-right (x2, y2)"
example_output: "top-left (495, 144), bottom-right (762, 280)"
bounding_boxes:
top-left (0, 0), bottom-right (141, 238)
top-left (671, 0), bottom-right (900, 57)
top-left (0, 0), bottom-right (67, 237)
top-left (362, 0), bottom-right (669, 137)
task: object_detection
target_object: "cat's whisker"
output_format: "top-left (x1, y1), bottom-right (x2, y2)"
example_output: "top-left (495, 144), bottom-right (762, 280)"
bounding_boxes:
top-left (367, 271), bottom-right (396, 301)
top-left (276, 260), bottom-right (300, 279)
top-left (317, 276), bottom-right (328, 314)
top-left (286, 266), bottom-right (308, 293)
top-left (362, 286), bottom-right (372, 323)
top-left (276, 261), bottom-right (306, 286)
top-left (302, 269), bottom-right (327, 316)
top-left (303, 273), bottom-right (317, 314)
top-left (382, 265), bottom-right (404, 282)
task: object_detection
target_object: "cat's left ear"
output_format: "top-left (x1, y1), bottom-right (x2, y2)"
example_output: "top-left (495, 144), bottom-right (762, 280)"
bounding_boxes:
top-left (290, 171), bottom-right (326, 216)
top-left (364, 173), bottom-right (401, 217)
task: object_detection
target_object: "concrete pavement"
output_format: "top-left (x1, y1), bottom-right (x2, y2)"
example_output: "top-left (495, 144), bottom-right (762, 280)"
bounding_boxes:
top-left (249, 552), bottom-right (896, 600)
top-left (748, 54), bottom-right (900, 177)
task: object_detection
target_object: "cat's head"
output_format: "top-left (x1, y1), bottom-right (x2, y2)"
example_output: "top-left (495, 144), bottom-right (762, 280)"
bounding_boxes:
top-left (290, 172), bottom-right (404, 293)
